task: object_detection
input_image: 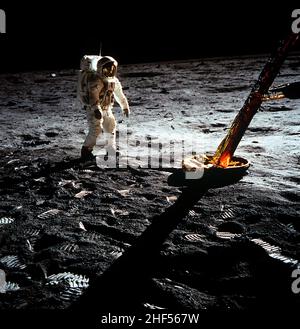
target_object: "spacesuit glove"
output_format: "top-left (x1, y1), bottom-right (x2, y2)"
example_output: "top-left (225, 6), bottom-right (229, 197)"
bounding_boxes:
top-left (123, 108), bottom-right (130, 118)
top-left (94, 108), bottom-right (102, 120)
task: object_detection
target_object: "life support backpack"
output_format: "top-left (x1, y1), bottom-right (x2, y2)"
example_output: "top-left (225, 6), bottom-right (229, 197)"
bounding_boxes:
top-left (78, 55), bottom-right (101, 105)
top-left (80, 55), bottom-right (101, 72)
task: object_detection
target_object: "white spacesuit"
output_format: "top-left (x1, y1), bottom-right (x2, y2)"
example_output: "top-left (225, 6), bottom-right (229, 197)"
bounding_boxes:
top-left (78, 55), bottom-right (130, 159)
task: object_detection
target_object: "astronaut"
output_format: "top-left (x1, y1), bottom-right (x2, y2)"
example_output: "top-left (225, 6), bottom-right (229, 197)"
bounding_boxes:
top-left (78, 55), bottom-right (130, 160)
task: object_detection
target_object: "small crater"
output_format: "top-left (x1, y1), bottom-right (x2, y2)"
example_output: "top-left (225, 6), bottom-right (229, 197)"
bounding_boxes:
top-left (45, 132), bottom-right (59, 138)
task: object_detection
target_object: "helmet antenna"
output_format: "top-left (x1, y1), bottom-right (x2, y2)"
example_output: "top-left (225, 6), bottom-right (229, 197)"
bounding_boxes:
top-left (99, 42), bottom-right (102, 57)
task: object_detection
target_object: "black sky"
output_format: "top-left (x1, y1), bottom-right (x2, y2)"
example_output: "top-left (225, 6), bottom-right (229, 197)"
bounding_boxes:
top-left (0, 2), bottom-right (299, 72)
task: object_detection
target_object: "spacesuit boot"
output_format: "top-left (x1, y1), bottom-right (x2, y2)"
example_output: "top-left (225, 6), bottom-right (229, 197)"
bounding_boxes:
top-left (81, 145), bottom-right (95, 161)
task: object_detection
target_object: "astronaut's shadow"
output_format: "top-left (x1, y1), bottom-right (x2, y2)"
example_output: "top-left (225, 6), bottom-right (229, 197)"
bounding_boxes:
top-left (41, 155), bottom-right (181, 175)
top-left (37, 156), bottom-right (97, 176)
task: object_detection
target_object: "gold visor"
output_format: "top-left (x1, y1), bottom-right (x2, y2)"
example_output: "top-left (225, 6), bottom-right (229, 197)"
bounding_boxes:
top-left (102, 63), bottom-right (116, 77)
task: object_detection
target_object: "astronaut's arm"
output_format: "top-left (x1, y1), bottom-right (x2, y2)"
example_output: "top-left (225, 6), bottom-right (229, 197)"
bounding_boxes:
top-left (114, 79), bottom-right (130, 117)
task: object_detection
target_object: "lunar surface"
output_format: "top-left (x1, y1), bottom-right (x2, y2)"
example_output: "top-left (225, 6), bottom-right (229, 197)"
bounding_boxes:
top-left (0, 53), bottom-right (299, 326)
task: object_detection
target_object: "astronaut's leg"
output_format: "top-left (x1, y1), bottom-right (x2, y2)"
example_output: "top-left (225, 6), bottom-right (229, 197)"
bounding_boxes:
top-left (102, 109), bottom-right (117, 154)
top-left (81, 106), bottom-right (103, 159)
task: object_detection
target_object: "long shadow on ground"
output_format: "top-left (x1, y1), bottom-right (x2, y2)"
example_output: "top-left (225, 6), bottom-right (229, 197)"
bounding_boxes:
top-left (64, 168), bottom-right (246, 327)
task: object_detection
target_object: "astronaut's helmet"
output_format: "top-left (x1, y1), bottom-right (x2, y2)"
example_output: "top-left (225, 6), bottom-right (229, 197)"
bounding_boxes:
top-left (97, 56), bottom-right (118, 78)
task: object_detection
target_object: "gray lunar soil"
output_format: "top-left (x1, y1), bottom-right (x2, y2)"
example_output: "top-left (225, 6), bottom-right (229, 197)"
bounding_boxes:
top-left (0, 53), bottom-right (299, 326)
